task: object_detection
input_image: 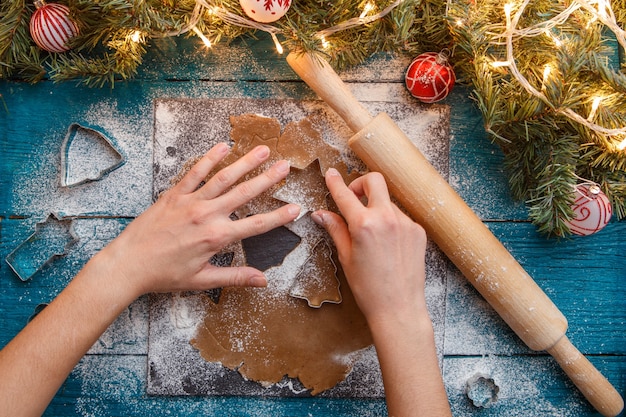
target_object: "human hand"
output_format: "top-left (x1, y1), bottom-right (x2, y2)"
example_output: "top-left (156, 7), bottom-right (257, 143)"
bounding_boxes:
top-left (311, 169), bottom-right (428, 326)
top-left (96, 143), bottom-right (300, 299)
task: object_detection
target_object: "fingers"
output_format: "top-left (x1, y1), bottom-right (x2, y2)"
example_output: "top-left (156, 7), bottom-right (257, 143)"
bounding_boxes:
top-left (324, 168), bottom-right (366, 220)
top-left (311, 210), bottom-right (352, 253)
top-left (197, 145), bottom-right (273, 200)
top-left (347, 172), bottom-right (390, 207)
top-left (227, 202), bottom-right (301, 242)
top-left (325, 169), bottom-right (391, 221)
top-left (175, 143), bottom-right (230, 194)
top-left (195, 265), bottom-right (268, 290)
top-left (216, 158), bottom-right (291, 213)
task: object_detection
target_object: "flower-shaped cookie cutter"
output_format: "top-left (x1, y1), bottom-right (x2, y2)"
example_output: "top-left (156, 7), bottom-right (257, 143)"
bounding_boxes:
top-left (5, 213), bottom-right (79, 281)
top-left (60, 123), bottom-right (125, 187)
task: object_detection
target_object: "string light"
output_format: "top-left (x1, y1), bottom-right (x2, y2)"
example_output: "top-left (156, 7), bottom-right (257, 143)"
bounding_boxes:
top-left (192, 26), bottom-right (212, 48)
top-left (541, 64), bottom-right (551, 90)
top-left (487, 0), bottom-right (626, 137)
top-left (544, 29), bottom-right (562, 47)
top-left (271, 33), bottom-right (284, 54)
top-left (360, 2), bottom-right (375, 18)
top-left (169, 0), bottom-right (406, 55)
top-left (491, 60), bottom-right (511, 68)
top-left (587, 96), bottom-right (603, 121)
top-left (617, 137), bottom-right (626, 151)
top-left (130, 30), bottom-right (142, 43)
top-left (504, 3), bottom-right (514, 19)
top-left (320, 35), bottom-right (330, 50)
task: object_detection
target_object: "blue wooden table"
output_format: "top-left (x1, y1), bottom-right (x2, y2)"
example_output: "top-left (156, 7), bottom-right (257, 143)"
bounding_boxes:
top-left (1, 36), bottom-right (624, 416)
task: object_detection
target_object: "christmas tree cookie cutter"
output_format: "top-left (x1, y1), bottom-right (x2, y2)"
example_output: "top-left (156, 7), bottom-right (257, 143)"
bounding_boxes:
top-left (60, 123), bottom-right (125, 187)
top-left (5, 213), bottom-right (79, 281)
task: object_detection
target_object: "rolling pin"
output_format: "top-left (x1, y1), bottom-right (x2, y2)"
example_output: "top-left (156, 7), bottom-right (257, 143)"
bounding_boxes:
top-left (286, 51), bottom-right (624, 417)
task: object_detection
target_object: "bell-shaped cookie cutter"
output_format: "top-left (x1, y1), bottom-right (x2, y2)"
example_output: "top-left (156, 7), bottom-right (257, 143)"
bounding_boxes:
top-left (5, 213), bottom-right (79, 281)
top-left (60, 123), bottom-right (125, 187)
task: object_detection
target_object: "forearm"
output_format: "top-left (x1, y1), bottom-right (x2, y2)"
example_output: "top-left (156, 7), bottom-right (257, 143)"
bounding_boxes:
top-left (369, 312), bottom-right (452, 417)
top-left (0, 250), bottom-right (138, 417)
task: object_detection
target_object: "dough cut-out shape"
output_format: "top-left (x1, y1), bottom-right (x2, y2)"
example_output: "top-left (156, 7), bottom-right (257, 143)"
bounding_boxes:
top-left (5, 213), bottom-right (78, 281)
top-left (60, 123), bottom-right (125, 187)
top-left (273, 159), bottom-right (329, 220)
top-left (241, 225), bottom-right (302, 271)
top-left (278, 117), bottom-right (360, 184)
top-left (289, 239), bottom-right (342, 308)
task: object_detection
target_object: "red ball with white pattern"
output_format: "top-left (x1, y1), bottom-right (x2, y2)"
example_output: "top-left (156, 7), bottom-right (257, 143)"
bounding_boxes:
top-left (30, 0), bottom-right (79, 53)
top-left (565, 184), bottom-right (613, 236)
top-left (405, 52), bottom-right (455, 103)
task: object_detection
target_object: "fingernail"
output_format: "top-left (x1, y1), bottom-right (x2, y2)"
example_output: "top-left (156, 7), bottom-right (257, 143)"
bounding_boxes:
top-left (255, 145), bottom-right (270, 158)
top-left (287, 204), bottom-right (301, 217)
top-left (311, 211), bottom-right (325, 225)
top-left (250, 275), bottom-right (267, 287)
top-left (276, 160), bottom-right (290, 174)
top-left (215, 143), bottom-right (229, 154)
top-left (326, 168), bottom-right (340, 177)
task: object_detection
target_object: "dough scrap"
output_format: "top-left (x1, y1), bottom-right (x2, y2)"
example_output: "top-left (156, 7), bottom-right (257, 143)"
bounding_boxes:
top-left (273, 159), bottom-right (329, 220)
top-left (191, 268), bottom-right (371, 395)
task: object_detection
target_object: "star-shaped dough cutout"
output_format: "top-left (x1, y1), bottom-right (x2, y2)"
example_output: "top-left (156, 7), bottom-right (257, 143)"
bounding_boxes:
top-left (279, 118), bottom-right (360, 184)
top-left (272, 159), bottom-right (328, 220)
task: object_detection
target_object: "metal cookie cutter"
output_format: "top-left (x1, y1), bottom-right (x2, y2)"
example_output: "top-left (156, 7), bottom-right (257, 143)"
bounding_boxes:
top-left (5, 213), bottom-right (79, 281)
top-left (60, 123), bottom-right (125, 187)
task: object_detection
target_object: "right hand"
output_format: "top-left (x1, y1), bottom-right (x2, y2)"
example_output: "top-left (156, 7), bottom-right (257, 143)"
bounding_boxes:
top-left (311, 168), bottom-right (429, 326)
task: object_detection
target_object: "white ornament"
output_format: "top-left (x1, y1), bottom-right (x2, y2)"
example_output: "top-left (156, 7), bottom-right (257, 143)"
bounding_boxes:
top-left (565, 184), bottom-right (612, 236)
top-left (239, 0), bottom-right (291, 23)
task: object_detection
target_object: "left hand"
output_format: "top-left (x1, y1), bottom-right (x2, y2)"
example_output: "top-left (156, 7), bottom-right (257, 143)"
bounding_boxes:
top-left (97, 143), bottom-right (300, 298)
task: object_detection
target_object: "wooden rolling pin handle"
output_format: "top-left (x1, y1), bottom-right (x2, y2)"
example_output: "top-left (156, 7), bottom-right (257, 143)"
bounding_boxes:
top-left (286, 52), bottom-right (372, 132)
top-left (547, 336), bottom-right (624, 417)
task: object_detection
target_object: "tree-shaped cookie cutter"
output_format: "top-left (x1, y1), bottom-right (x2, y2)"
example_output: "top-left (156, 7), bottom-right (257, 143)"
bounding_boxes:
top-left (5, 213), bottom-right (79, 281)
top-left (60, 123), bottom-right (125, 187)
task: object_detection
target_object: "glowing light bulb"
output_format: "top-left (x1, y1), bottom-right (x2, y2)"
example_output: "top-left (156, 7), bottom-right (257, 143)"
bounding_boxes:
top-left (617, 137), bottom-right (626, 151)
top-left (544, 29), bottom-right (562, 47)
top-left (271, 33), bottom-right (283, 54)
top-left (587, 96), bottom-right (603, 121)
top-left (360, 2), bottom-right (375, 18)
top-left (504, 3), bottom-right (513, 19)
top-left (541, 64), bottom-right (551, 90)
top-left (130, 30), bottom-right (142, 43)
top-left (192, 26), bottom-right (212, 48)
top-left (491, 60), bottom-right (511, 68)
top-left (320, 36), bottom-right (330, 50)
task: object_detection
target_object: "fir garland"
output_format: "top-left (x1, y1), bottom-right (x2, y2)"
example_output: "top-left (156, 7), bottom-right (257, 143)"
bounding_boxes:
top-left (0, 0), bottom-right (624, 236)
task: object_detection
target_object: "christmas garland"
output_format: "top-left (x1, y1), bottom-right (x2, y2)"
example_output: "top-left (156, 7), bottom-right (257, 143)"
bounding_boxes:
top-left (1, 0), bottom-right (625, 236)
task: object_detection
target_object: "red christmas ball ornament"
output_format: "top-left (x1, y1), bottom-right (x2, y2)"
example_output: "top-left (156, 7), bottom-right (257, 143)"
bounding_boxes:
top-left (565, 184), bottom-right (613, 236)
top-left (30, 0), bottom-right (79, 53)
top-left (405, 51), bottom-right (455, 103)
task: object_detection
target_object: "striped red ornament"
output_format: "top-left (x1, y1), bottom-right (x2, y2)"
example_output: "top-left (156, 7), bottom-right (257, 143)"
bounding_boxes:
top-left (30, 0), bottom-right (79, 53)
top-left (405, 52), bottom-right (455, 103)
top-left (565, 184), bottom-right (613, 236)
